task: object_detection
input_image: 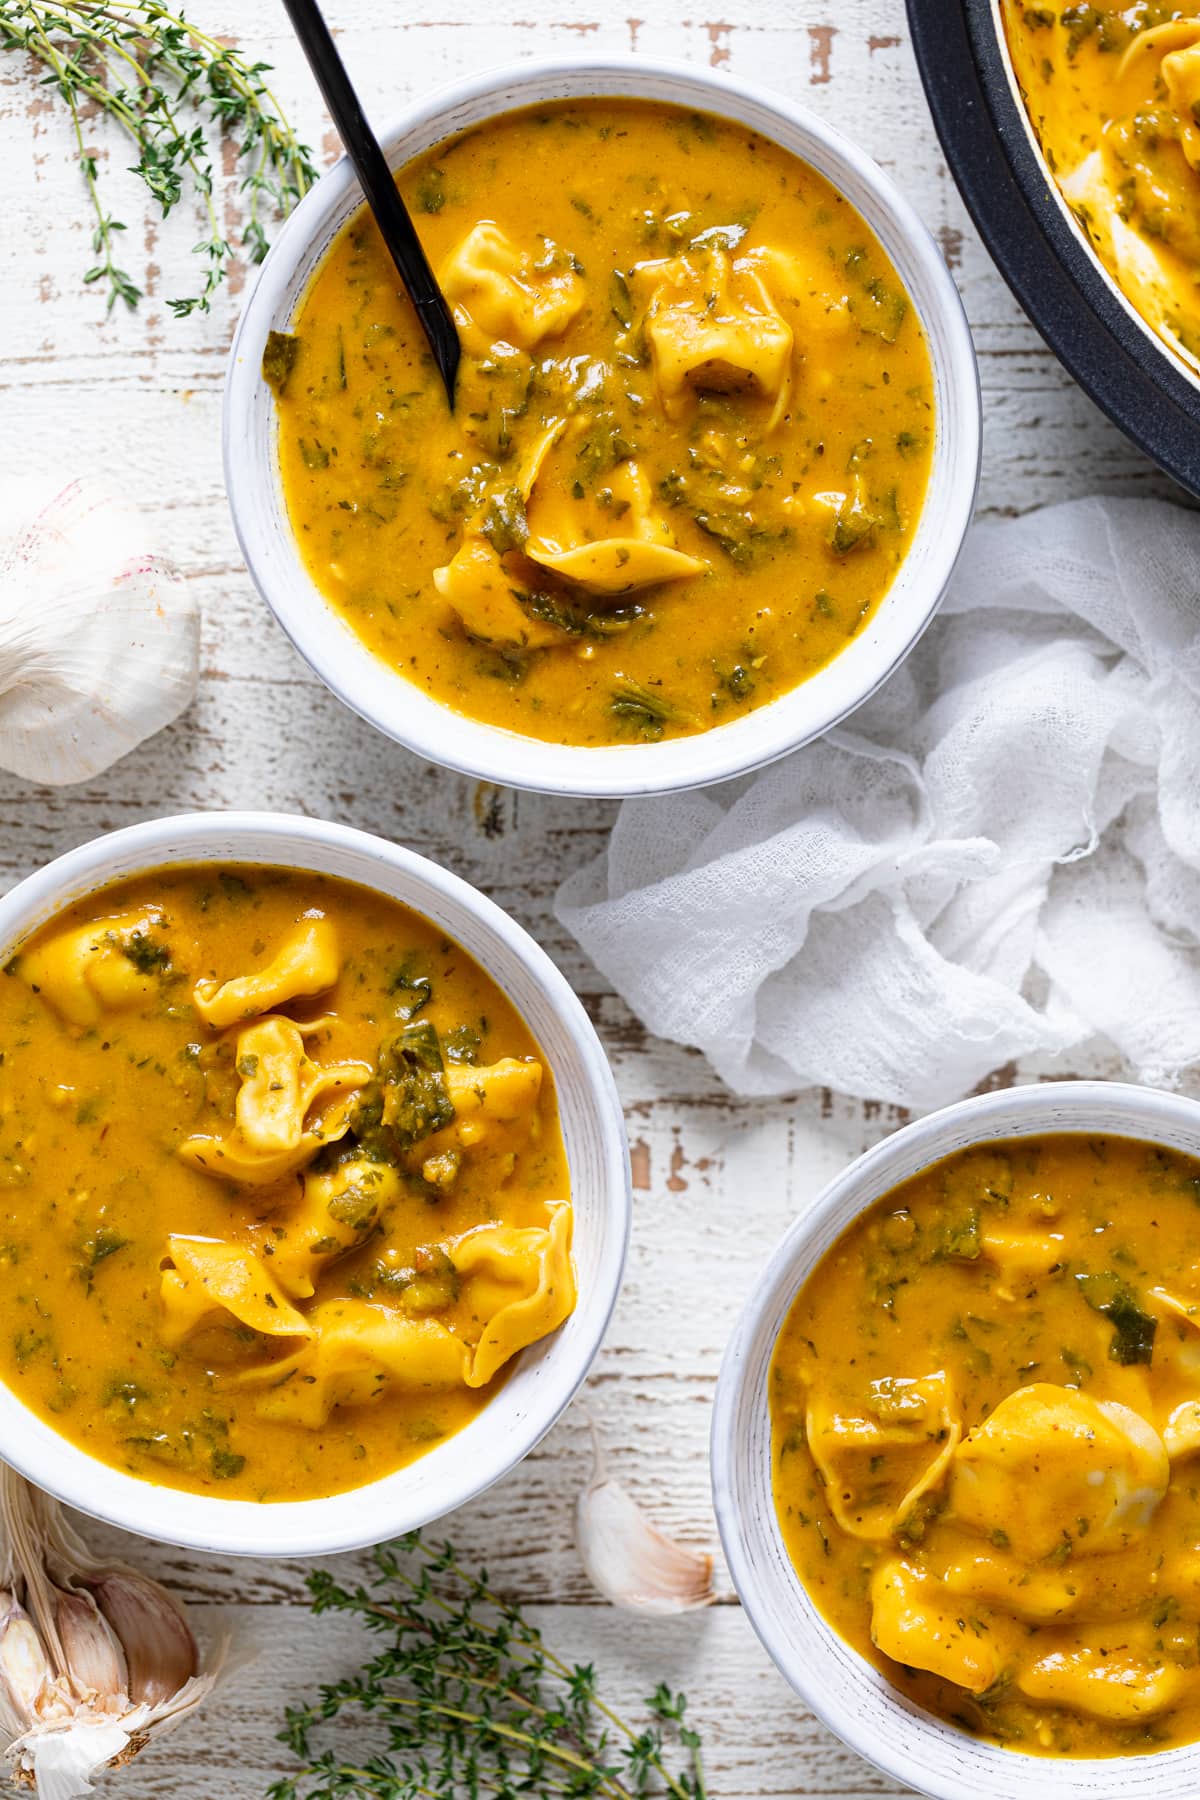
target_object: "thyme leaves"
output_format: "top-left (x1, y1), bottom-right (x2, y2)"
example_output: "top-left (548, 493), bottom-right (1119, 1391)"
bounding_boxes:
top-left (270, 1534), bottom-right (708, 1800)
top-left (0, 1), bottom-right (317, 314)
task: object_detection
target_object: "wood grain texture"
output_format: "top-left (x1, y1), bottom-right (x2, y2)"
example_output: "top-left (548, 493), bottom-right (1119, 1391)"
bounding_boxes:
top-left (0, 3), bottom-right (1185, 1794)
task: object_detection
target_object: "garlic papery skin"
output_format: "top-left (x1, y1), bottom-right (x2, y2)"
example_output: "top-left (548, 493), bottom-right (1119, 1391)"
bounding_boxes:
top-left (0, 1467), bottom-right (217, 1797)
top-left (575, 1424), bottom-right (715, 1616)
top-left (17, 1722), bottom-right (134, 1800)
top-left (0, 477), bottom-right (198, 786)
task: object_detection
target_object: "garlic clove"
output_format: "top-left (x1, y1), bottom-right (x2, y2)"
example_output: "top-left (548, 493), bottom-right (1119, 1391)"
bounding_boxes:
top-left (0, 1589), bottom-right (55, 1727)
top-left (54, 1585), bottom-right (128, 1704)
top-left (575, 1424), bottom-right (715, 1615)
top-left (0, 476), bottom-right (198, 787)
top-left (89, 1573), bottom-right (197, 1706)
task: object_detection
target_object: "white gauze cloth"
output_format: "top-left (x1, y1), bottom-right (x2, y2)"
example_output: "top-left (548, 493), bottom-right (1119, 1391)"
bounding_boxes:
top-left (556, 497), bottom-right (1200, 1111)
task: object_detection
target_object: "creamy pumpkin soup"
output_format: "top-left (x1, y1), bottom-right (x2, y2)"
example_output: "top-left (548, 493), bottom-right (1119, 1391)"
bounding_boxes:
top-left (267, 100), bottom-right (935, 747)
top-left (772, 1134), bottom-right (1200, 1757)
top-left (1003, 3), bottom-right (1200, 371)
top-left (0, 867), bottom-right (573, 1501)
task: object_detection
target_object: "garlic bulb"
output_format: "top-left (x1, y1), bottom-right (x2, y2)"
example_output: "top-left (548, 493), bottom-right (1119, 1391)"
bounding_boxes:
top-left (575, 1423), bottom-right (715, 1615)
top-left (0, 1466), bottom-right (217, 1798)
top-left (0, 478), bottom-right (198, 786)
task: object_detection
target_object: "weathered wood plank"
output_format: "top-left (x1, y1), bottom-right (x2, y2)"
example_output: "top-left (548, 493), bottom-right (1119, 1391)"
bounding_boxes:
top-left (101, 1601), bottom-right (913, 1798)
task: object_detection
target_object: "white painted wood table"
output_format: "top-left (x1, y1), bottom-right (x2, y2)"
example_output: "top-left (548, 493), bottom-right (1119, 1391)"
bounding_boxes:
top-left (0, 2), bottom-right (1189, 1794)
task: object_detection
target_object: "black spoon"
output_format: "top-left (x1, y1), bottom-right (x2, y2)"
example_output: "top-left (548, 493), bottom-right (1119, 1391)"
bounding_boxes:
top-left (281, 0), bottom-right (460, 406)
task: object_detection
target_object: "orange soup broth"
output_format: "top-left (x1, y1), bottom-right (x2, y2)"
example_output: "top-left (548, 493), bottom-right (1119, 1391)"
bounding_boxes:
top-left (275, 99), bottom-right (935, 745)
top-left (772, 1134), bottom-right (1200, 1757)
top-left (0, 867), bottom-right (568, 1501)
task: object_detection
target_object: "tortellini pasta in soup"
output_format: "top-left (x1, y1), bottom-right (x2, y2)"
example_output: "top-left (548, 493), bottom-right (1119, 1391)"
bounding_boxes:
top-left (0, 865), bottom-right (575, 1502)
top-left (269, 99), bottom-right (934, 748)
top-left (439, 222), bottom-right (585, 355)
top-left (772, 1134), bottom-right (1200, 1757)
top-left (1002, 3), bottom-right (1200, 371)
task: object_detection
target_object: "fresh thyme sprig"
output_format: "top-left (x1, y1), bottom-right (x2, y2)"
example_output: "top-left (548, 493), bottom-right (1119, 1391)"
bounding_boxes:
top-left (270, 1533), bottom-right (708, 1800)
top-left (0, 0), bottom-right (317, 314)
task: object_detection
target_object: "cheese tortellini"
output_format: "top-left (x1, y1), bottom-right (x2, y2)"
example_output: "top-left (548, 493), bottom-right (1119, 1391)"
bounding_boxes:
top-left (268, 1153), bottom-right (403, 1300)
top-left (160, 1236), bottom-right (311, 1348)
top-left (949, 1384), bottom-right (1170, 1560)
top-left (804, 1370), bottom-right (959, 1542)
top-left (629, 242), bottom-right (794, 422)
top-left (1004, 3), bottom-right (1200, 377)
top-left (20, 908), bottom-right (181, 1029)
top-left (441, 1056), bottom-right (544, 1144)
top-left (1160, 33), bottom-right (1200, 171)
top-left (193, 914), bottom-right (340, 1028)
top-left (772, 1132), bottom-right (1200, 1752)
top-left (0, 863), bottom-right (575, 1503)
top-left (149, 910), bottom-right (577, 1437)
top-left (869, 1556), bottom-right (1009, 1696)
top-left (525, 459), bottom-right (706, 597)
top-left (433, 534), bottom-right (562, 649)
top-left (456, 1203), bottom-right (574, 1387)
top-left (233, 1016), bottom-right (370, 1154)
top-left (861, 1384), bottom-right (1177, 1722)
top-left (430, 227), bottom-right (819, 630)
top-left (432, 414), bottom-right (706, 641)
top-left (180, 929), bottom-right (371, 1185)
top-left (232, 1203), bottom-right (575, 1425)
top-left (1017, 1638), bottom-right (1193, 1724)
top-left (440, 223), bottom-right (585, 356)
top-left (240, 1302), bottom-right (468, 1428)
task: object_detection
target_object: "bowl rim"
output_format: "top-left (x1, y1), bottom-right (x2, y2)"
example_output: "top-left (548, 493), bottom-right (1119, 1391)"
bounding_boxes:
top-left (711, 1079), bottom-right (1200, 1796)
top-left (906, 0), bottom-right (1200, 499)
top-left (223, 51), bottom-right (981, 798)
top-left (0, 811), bottom-right (631, 1557)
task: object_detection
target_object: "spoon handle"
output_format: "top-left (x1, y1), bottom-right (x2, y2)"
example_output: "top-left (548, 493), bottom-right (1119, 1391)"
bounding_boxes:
top-left (281, 0), bottom-right (460, 405)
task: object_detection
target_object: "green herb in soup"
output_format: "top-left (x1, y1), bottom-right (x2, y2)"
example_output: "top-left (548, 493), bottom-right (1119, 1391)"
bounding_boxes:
top-left (772, 1134), bottom-right (1200, 1758)
top-left (0, 866), bottom-right (573, 1502)
top-left (270, 99), bottom-right (935, 747)
top-left (1002, 4), bottom-right (1200, 371)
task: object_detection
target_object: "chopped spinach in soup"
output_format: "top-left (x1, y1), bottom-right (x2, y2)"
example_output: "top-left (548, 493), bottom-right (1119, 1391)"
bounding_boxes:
top-left (772, 1134), bottom-right (1200, 1757)
top-left (0, 867), bottom-right (573, 1502)
top-left (270, 99), bottom-right (935, 747)
top-left (1002, 3), bottom-right (1200, 370)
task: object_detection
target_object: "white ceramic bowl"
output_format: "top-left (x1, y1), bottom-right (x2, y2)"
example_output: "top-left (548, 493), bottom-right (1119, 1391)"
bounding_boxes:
top-left (0, 813), bottom-right (629, 1558)
top-left (712, 1081), bottom-right (1200, 1800)
top-left (224, 55), bottom-right (981, 798)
